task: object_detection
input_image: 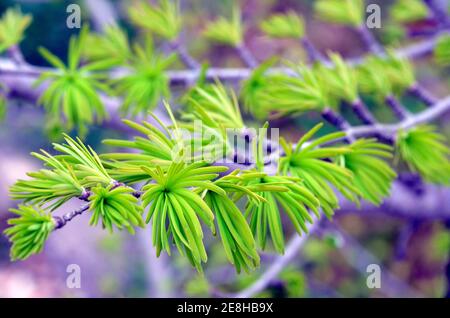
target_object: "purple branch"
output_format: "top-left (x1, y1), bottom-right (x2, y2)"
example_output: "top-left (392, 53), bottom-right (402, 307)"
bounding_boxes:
top-left (233, 216), bottom-right (322, 298)
top-left (300, 37), bottom-right (326, 63)
top-left (351, 99), bottom-right (377, 124)
top-left (407, 83), bottom-right (438, 107)
top-left (235, 44), bottom-right (258, 68)
top-left (7, 45), bottom-right (26, 65)
top-left (346, 94), bottom-right (450, 139)
top-left (356, 25), bottom-right (385, 55)
top-left (83, 0), bottom-right (118, 31)
top-left (0, 31), bottom-right (441, 87)
top-left (423, 0), bottom-right (450, 29)
top-left (338, 181), bottom-right (450, 220)
top-left (169, 40), bottom-right (201, 70)
top-left (395, 220), bottom-right (421, 259)
top-left (385, 95), bottom-right (412, 120)
top-left (53, 203), bottom-right (90, 230)
top-left (328, 224), bottom-right (423, 297)
top-left (321, 107), bottom-right (354, 142)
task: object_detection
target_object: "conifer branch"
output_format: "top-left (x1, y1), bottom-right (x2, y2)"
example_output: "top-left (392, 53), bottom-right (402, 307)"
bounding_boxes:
top-left (53, 203), bottom-right (90, 230)
top-left (345, 95), bottom-right (450, 139)
top-left (2, 2), bottom-right (450, 291)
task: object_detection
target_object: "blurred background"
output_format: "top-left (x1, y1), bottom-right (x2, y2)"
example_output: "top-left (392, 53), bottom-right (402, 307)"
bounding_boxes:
top-left (0, 0), bottom-right (449, 298)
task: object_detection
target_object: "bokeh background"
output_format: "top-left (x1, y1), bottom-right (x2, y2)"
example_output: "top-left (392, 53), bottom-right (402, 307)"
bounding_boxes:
top-left (0, 0), bottom-right (449, 297)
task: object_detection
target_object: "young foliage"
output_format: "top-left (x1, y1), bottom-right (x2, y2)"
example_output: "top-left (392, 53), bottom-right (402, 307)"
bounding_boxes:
top-left (338, 139), bottom-right (396, 205)
top-left (184, 81), bottom-right (245, 129)
top-left (315, 0), bottom-right (364, 27)
top-left (113, 38), bottom-right (176, 116)
top-left (203, 6), bottom-right (243, 46)
top-left (279, 123), bottom-right (360, 217)
top-left (35, 28), bottom-right (109, 136)
top-left (240, 58), bottom-right (278, 119)
top-left (357, 56), bottom-right (394, 98)
top-left (397, 125), bottom-right (450, 185)
top-left (83, 26), bottom-right (131, 67)
top-left (381, 52), bottom-right (416, 92)
top-left (102, 109), bottom-right (186, 183)
top-left (317, 53), bottom-right (359, 103)
top-left (260, 64), bottom-right (332, 117)
top-left (0, 7), bottom-right (32, 52)
top-left (141, 162), bottom-right (228, 271)
top-left (4, 205), bottom-right (54, 261)
top-left (205, 181), bottom-right (260, 273)
top-left (10, 149), bottom-right (84, 211)
top-left (128, 0), bottom-right (181, 41)
top-left (53, 134), bottom-right (113, 186)
top-left (435, 34), bottom-right (450, 66)
top-left (260, 11), bottom-right (305, 39)
top-left (89, 184), bottom-right (145, 234)
top-left (10, 134), bottom-right (111, 211)
top-left (244, 125), bottom-right (320, 253)
top-left (390, 0), bottom-right (429, 24)
top-left (244, 174), bottom-right (320, 253)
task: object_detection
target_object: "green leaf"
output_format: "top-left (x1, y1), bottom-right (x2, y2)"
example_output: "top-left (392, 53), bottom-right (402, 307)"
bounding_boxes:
top-left (0, 7), bottom-right (32, 52)
top-left (259, 64), bottom-right (331, 117)
top-left (183, 81), bottom-right (244, 129)
top-left (53, 134), bottom-right (113, 186)
top-left (102, 108), bottom-right (193, 183)
top-left (203, 5), bottom-right (243, 46)
top-left (36, 27), bottom-right (109, 135)
top-left (260, 11), bottom-right (305, 39)
top-left (89, 184), bottom-right (145, 234)
top-left (382, 51), bottom-right (416, 92)
top-left (357, 56), bottom-right (393, 98)
top-left (10, 149), bottom-right (84, 210)
top-left (128, 0), bottom-right (182, 40)
top-left (279, 123), bottom-right (360, 217)
top-left (4, 205), bottom-right (54, 261)
top-left (141, 162), bottom-right (228, 271)
top-left (339, 139), bottom-right (397, 205)
top-left (83, 26), bottom-right (131, 68)
top-left (0, 92), bottom-right (6, 121)
top-left (315, 0), bottom-right (364, 27)
top-left (435, 34), bottom-right (450, 66)
top-left (113, 38), bottom-right (176, 116)
top-left (206, 192), bottom-right (260, 273)
top-left (240, 58), bottom-right (278, 119)
top-left (391, 0), bottom-right (429, 24)
top-left (397, 125), bottom-right (450, 185)
top-left (317, 53), bottom-right (358, 103)
top-left (244, 174), bottom-right (320, 252)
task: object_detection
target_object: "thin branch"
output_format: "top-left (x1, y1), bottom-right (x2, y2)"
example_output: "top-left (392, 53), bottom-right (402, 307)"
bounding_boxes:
top-left (351, 99), bottom-right (378, 124)
top-left (230, 178), bottom-right (450, 298)
top-left (338, 181), bottom-right (450, 220)
top-left (385, 95), bottom-right (413, 120)
top-left (345, 94), bottom-right (450, 138)
top-left (300, 37), bottom-right (326, 63)
top-left (328, 224), bottom-right (424, 297)
top-left (0, 31), bottom-right (441, 86)
top-left (53, 203), bottom-right (90, 230)
top-left (7, 45), bottom-right (25, 65)
top-left (407, 83), bottom-right (439, 107)
top-left (82, 0), bottom-right (118, 31)
top-left (233, 216), bottom-right (322, 298)
top-left (423, 0), bottom-right (450, 29)
top-left (235, 43), bottom-right (258, 68)
top-left (395, 220), bottom-right (421, 259)
top-left (169, 40), bottom-right (201, 70)
top-left (356, 24), bottom-right (385, 55)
